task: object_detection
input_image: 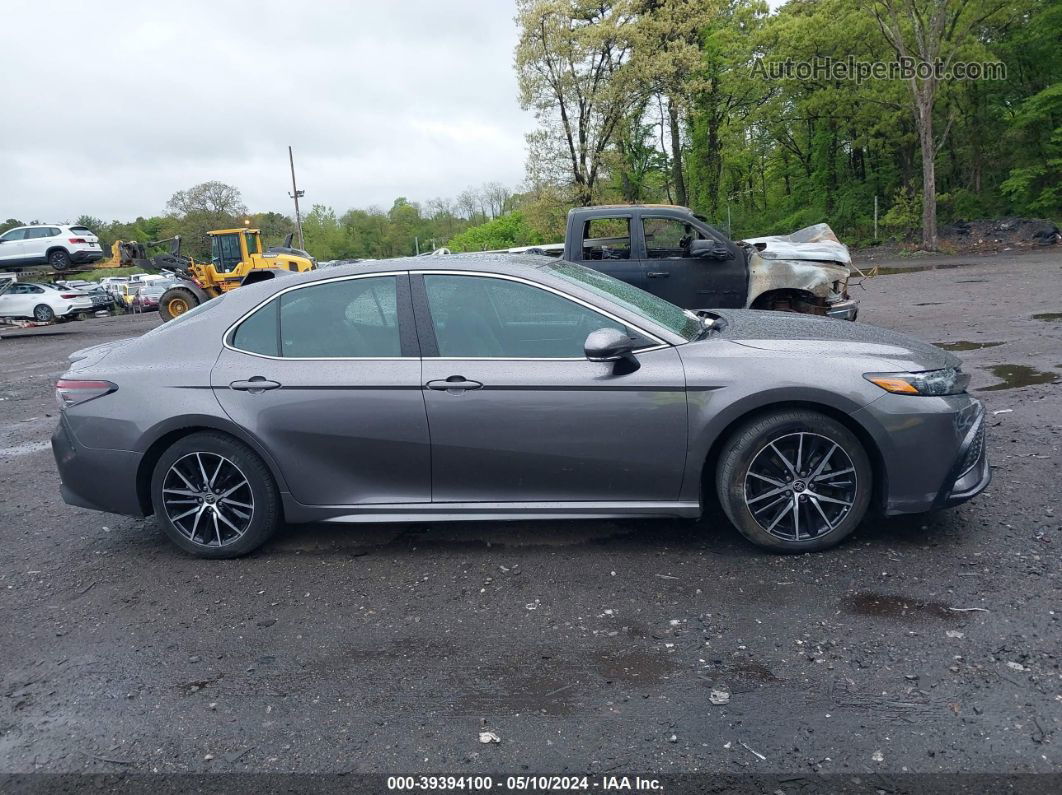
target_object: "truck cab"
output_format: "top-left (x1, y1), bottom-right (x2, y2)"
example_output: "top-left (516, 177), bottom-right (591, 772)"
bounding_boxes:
top-left (559, 205), bottom-right (858, 319)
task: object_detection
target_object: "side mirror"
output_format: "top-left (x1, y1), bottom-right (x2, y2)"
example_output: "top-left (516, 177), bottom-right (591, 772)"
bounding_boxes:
top-left (689, 239), bottom-right (731, 260)
top-left (584, 328), bottom-right (639, 372)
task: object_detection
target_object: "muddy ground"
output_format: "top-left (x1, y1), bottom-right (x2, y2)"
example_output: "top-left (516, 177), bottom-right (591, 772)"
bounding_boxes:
top-left (0, 250), bottom-right (1059, 787)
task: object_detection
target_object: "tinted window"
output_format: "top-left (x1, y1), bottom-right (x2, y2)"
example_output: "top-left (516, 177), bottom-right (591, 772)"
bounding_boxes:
top-left (232, 299), bottom-right (279, 356)
top-left (424, 274), bottom-right (628, 359)
top-left (70, 226), bottom-right (93, 235)
top-left (582, 217), bottom-right (630, 260)
top-left (26, 228), bottom-right (53, 240)
top-left (280, 276), bottom-right (400, 358)
top-left (0, 228), bottom-right (27, 242)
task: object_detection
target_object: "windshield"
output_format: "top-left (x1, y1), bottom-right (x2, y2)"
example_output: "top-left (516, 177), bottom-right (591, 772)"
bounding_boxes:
top-left (544, 260), bottom-right (701, 340)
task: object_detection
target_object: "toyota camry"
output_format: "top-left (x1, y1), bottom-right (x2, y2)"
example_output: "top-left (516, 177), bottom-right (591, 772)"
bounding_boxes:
top-left (52, 255), bottom-right (989, 557)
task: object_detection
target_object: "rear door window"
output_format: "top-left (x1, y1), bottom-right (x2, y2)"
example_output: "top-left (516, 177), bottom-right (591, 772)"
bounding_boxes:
top-left (280, 276), bottom-right (400, 358)
top-left (581, 218), bottom-right (631, 261)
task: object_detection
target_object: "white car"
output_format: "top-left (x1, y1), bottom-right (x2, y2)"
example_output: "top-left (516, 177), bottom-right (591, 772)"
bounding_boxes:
top-left (0, 224), bottom-right (104, 270)
top-left (0, 282), bottom-right (94, 322)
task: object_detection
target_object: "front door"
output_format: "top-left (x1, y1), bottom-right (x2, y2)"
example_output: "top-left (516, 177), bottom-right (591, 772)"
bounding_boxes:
top-left (570, 214), bottom-right (649, 293)
top-left (638, 216), bottom-right (747, 308)
top-left (414, 272), bottom-right (688, 504)
top-left (0, 228), bottom-right (28, 264)
top-left (211, 272), bottom-right (431, 506)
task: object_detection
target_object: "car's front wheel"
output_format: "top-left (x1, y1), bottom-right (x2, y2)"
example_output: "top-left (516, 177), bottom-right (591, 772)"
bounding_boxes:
top-left (716, 409), bottom-right (872, 552)
top-left (151, 432), bottom-right (280, 558)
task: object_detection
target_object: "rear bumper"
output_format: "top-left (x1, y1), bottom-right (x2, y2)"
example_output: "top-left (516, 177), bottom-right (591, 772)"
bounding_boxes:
top-left (52, 415), bottom-right (145, 516)
top-left (826, 297), bottom-right (859, 321)
top-left (70, 249), bottom-right (103, 263)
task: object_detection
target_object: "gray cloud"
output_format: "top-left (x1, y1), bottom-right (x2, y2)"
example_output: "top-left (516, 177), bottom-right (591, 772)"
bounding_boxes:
top-left (0, 0), bottom-right (532, 222)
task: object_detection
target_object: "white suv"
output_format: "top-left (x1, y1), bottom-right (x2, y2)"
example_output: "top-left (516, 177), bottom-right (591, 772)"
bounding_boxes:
top-left (0, 224), bottom-right (104, 271)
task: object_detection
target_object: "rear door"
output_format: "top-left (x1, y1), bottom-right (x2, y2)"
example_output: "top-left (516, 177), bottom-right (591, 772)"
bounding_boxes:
top-left (210, 272), bottom-right (431, 506)
top-left (568, 214), bottom-right (648, 292)
top-left (23, 228), bottom-right (57, 263)
top-left (638, 216), bottom-right (746, 308)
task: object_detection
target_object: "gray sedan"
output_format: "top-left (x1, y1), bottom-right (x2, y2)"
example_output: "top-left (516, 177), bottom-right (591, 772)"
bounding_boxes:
top-left (52, 255), bottom-right (989, 557)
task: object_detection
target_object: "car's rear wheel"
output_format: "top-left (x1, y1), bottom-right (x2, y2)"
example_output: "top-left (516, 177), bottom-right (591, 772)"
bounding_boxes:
top-left (48, 249), bottom-right (72, 271)
top-left (159, 287), bottom-right (199, 322)
top-left (33, 304), bottom-right (55, 323)
top-left (151, 432), bottom-right (280, 558)
top-left (716, 409), bottom-right (872, 552)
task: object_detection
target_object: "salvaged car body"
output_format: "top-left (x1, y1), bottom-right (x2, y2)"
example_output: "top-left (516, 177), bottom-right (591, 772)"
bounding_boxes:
top-left (503, 205), bottom-right (859, 320)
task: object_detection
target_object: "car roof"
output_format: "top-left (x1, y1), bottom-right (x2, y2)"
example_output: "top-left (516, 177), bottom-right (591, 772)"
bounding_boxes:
top-left (299, 253), bottom-right (556, 284)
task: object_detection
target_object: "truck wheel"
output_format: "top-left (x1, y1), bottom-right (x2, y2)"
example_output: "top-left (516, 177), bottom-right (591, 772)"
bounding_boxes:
top-left (48, 249), bottom-right (72, 271)
top-left (715, 409), bottom-right (872, 553)
top-left (159, 287), bottom-right (200, 322)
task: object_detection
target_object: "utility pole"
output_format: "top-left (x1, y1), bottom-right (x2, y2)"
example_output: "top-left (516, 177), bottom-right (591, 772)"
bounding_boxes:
top-left (288, 146), bottom-right (305, 250)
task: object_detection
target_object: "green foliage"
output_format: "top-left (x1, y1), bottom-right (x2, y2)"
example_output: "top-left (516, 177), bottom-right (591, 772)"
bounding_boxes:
top-left (447, 212), bottom-right (542, 252)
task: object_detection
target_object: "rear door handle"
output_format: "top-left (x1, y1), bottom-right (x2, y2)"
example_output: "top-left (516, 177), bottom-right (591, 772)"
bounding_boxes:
top-left (426, 376), bottom-right (483, 393)
top-left (230, 376), bottom-right (281, 393)
top-left (647, 271), bottom-right (670, 278)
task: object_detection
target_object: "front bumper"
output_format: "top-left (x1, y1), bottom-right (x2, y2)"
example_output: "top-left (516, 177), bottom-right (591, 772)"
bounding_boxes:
top-left (852, 394), bottom-right (989, 515)
top-left (52, 414), bottom-right (145, 516)
top-left (935, 409), bottom-right (990, 508)
top-left (826, 297), bottom-right (859, 321)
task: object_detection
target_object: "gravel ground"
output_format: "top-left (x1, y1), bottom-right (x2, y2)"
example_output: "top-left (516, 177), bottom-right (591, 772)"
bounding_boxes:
top-left (0, 251), bottom-right (1059, 787)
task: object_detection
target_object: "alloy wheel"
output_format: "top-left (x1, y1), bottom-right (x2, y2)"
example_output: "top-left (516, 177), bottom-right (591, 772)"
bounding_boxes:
top-left (743, 432), bottom-right (858, 542)
top-left (162, 452), bottom-right (254, 547)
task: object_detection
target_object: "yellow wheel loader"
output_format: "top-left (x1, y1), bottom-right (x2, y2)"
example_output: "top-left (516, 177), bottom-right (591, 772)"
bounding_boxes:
top-left (158, 228), bottom-right (315, 322)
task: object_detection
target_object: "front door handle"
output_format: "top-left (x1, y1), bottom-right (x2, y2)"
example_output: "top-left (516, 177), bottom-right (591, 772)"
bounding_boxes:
top-left (426, 376), bottom-right (483, 393)
top-left (647, 271), bottom-right (670, 278)
top-left (230, 376), bottom-right (281, 393)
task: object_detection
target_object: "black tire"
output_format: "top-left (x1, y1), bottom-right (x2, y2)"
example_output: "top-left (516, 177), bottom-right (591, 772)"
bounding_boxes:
top-left (158, 286), bottom-right (200, 322)
top-left (715, 409), bottom-right (872, 552)
top-left (150, 432), bottom-right (281, 558)
top-left (48, 249), bottom-right (72, 271)
top-left (33, 304), bottom-right (55, 323)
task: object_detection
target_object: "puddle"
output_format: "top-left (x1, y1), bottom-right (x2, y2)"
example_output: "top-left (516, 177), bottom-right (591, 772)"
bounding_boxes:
top-left (843, 592), bottom-right (954, 620)
top-left (1032, 312), bottom-right (1062, 322)
top-left (596, 649), bottom-right (677, 684)
top-left (873, 262), bottom-right (976, 276)
top-left (979, 364), bottom-right (1059, 392)
top-left (934, 341), bottom-right (1004, 351)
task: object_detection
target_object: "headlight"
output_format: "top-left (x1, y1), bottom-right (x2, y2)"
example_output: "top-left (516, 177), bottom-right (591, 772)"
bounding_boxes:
top-left (864, 368), bottom-right (970, 396)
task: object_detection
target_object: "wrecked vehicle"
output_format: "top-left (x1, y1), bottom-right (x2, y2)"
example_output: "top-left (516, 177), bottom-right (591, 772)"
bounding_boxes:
top-left (505, 205), bottom-right (859, 320)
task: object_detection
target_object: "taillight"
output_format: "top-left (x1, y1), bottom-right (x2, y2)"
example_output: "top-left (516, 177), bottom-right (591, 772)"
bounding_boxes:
top-left (55, 379), bottom-right (117, 409)
top-left (60, 293), bottom-right (80, 299)
top-left (68, 238), bottom-right (87, 244)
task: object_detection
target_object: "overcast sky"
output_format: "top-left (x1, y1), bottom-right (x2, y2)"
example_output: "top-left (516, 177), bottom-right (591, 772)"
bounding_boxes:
top-left (0, 0), bottom-right (533, 223)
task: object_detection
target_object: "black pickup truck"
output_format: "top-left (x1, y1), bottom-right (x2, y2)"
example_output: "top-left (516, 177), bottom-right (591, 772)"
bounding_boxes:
top-left (510, 204), bottom-right (859, 320)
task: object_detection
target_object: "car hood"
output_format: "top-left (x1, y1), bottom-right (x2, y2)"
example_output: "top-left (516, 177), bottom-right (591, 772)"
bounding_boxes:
top-left (707, 309), bottom-right (959, 371)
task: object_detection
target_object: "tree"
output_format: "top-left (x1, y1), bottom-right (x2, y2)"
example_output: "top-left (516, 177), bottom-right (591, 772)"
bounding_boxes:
top-left (870, 0), bottom-right (1007, 250)
top-left (166, 181), bottom-right (247, 217)
top-left (1, 219), bottom-right (24, 235)
top-left (516, 0), bottom-right (641, 204)
top-left (74, 215), bottom-right (104, 232)
top-left (448, 212), bottom-right (542, 252)
top-left (627, 0), bottom-right (719, 206)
